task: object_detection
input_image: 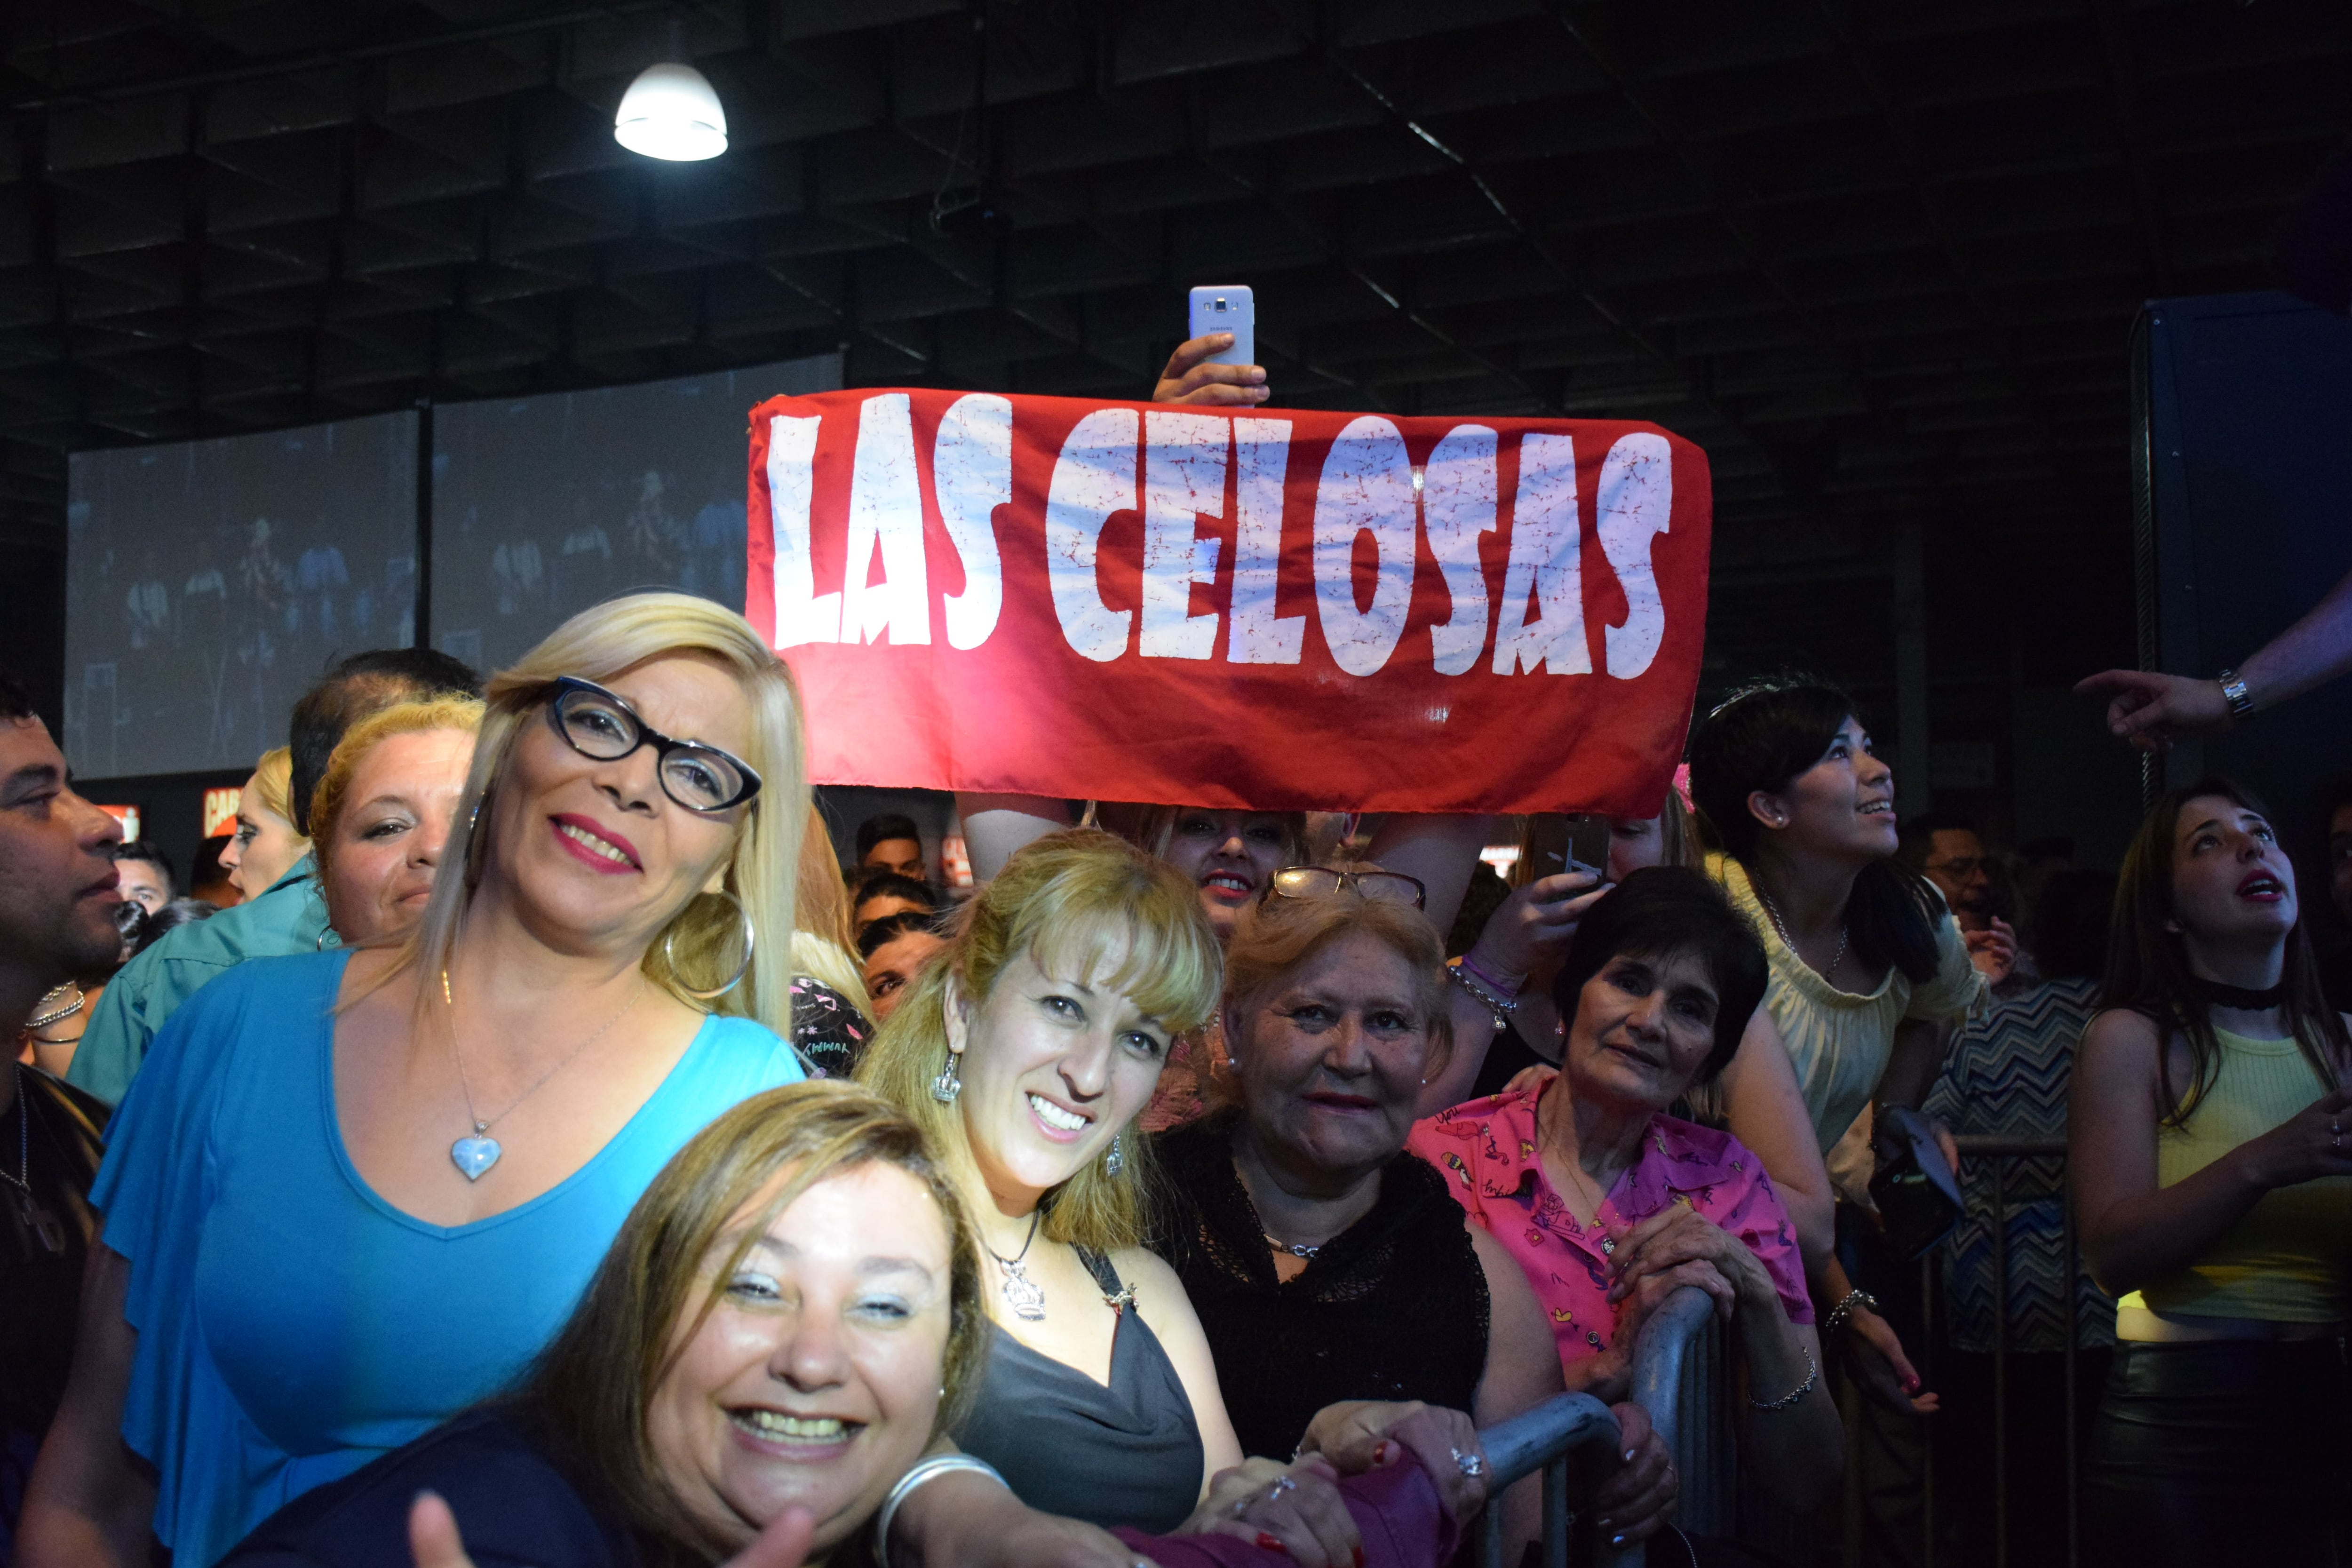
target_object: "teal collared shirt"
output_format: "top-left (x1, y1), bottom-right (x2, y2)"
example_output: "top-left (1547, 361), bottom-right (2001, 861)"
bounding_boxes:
top-left (68, 858), bottom-right (335, 1106)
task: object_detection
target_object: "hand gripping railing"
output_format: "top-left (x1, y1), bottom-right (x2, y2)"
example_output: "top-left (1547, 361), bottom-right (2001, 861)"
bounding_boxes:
top-left (1471, 1286), bottom-right (1725, 1568)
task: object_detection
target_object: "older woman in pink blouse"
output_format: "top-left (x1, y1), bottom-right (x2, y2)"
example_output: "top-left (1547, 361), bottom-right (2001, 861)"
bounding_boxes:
top-left (1411, 868), bottom-right (1844, 1509)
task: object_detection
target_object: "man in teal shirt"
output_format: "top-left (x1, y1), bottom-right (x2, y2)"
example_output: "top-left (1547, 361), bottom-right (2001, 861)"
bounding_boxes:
top-left (68, 646), bottom-right (479, 1106)
top-left (66, 857), bottom-right (333, 1103)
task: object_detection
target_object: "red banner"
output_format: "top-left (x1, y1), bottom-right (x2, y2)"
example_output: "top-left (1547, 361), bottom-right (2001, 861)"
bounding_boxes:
top-left (747, 390), bottom-right (1711, 816)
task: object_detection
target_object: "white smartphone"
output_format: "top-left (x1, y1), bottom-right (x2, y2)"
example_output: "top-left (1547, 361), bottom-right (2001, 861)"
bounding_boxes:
top-left (1187, 285), bottom-right (1255, 366)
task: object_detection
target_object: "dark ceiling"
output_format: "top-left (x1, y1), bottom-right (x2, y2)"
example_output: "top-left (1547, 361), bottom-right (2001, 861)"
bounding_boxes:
top-left (3, 0), bottom-right (2347, 711)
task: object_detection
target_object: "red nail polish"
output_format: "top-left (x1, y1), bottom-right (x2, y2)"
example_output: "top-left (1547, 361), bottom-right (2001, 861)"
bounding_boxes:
top-left (1373, 1440), bottom-right (1391, 1465)
top-left (1354, 1547), bottom-right (1366, 1568)
top-left (1255, 1534), bottom-right (1287, 1554)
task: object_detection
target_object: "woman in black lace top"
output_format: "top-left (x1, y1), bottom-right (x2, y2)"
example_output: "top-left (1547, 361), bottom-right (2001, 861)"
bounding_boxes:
top-left (1152, 869), bottom-right (1680, 1553)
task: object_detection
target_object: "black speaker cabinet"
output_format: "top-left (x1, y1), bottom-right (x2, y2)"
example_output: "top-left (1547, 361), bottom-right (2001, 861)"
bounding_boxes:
top-left (2133, 290), bottom-right (2352, 891)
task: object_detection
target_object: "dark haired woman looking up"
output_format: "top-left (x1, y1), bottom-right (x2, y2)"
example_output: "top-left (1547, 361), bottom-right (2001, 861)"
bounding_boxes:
top-left (1685, 681), bottom-right (1987, 1414)
top-left (2070, 780), bottom-right (2352, 1567)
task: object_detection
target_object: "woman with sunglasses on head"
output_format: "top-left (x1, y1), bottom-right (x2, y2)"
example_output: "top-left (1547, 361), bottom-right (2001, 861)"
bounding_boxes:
top-left (1152, 865), bottom-right (1677, 1560)
top-left (1684, 680), bottom-right (1986, 1417)
top-left (2072, 780), bottom-right (2352, 1567)
top-left (22, 594), bottom-right (811, 1568)
top-left (857, 830), bottom-right (1378, 1568)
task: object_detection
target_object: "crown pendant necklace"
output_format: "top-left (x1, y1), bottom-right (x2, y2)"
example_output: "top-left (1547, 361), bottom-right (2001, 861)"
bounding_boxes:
top-left (441, 967), bottom-right (642, 1182)
top-left (985, 1209), bottom-right (1049, 1321)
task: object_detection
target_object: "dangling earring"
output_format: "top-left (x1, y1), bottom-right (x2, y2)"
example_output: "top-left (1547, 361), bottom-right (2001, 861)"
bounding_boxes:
top-left (931, 1048), bottom-right (963, 1103)
top-left (1104, 1132), bottom-right (1125, 1177)
top-left (663, 891), bottom-right (756, 1000)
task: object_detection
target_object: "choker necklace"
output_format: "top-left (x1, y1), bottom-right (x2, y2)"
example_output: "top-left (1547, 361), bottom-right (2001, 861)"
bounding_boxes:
top-left (985, 1210), bottom-right (1048, 1321)
top-left (440, 968), bottom-right (642, 1182)
top-left (2194, 976), bottom-right (2288, 1011)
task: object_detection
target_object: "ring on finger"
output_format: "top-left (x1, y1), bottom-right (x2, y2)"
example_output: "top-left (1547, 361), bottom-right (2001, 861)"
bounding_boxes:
top-left (1450, 1446), bottom-right (1486, 1479)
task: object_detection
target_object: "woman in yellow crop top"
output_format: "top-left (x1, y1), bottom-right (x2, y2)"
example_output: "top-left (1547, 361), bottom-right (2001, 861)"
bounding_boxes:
top-left (2072, 778), bottom-right (2352, 1567)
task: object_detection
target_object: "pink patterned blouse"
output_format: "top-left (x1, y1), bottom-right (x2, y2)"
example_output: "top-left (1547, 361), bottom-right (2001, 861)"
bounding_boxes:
top-left (1407, 1084), bottom-right (1813, 1369)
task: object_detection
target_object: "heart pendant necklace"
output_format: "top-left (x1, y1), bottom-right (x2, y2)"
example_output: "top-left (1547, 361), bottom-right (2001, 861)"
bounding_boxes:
top-left (984, 1210), bottom-right (1049, 1321)
top-left (442, 967), bottom-right (642, 1182)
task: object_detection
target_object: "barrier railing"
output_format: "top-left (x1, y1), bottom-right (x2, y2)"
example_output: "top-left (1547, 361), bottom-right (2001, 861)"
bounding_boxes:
top-left (1909, 1132), bottom-right (2090, 1568)
top-left (1472, 1284), bottom-right (1725, 1568)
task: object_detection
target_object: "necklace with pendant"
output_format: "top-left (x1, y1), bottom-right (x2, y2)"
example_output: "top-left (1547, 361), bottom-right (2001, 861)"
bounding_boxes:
top-left (0, 1066), bottom-right (66, 1255)
top-left (441, 968), bottom-right (642, 1182)
top-left (985, 1210), bottom-right (1048, 1321)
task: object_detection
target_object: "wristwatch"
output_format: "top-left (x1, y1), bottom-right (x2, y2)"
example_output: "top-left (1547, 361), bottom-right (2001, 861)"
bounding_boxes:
top-left (2216, 668), bottom-right (2256, 721)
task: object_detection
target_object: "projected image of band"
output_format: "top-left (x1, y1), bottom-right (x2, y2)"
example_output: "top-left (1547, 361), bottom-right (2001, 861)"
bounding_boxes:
top-left (64, 414), bottom-right (420, 778)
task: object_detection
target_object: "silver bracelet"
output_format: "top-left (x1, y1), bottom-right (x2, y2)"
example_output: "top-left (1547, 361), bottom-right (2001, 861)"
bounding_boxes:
top-left (1821, 1288), bottom-right (1878, 1340)
top-left (1749, 1346), bottom-right (1818, 1411)
top-left (1447, 963), bottom-right (1516, 1030)
top-left (873, 1454), bottom-right (1009, 1568)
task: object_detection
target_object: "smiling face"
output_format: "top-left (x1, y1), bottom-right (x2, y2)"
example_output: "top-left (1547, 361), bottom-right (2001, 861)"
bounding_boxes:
top-left (646, 1162), bottom-right (953, 1558)
top-left (2168, 793), bottom-right (2297, 955)
top-left (947, 944), bottom-right (1171, 1209)
top-left (1229, 929), bottom-right (1439, 1184)
top-left (0, 716), bottom-right (125, 990)
top-left (1160, 811), bottom-right (1292, 942)
top-left (1748, 716), bottom-right (1897, 865)
top-left (224, 772), bottom-right (307, 897)
top-left (1563, 949), bottom-right (1724, 1117)
top-left (322, 727), bottom-right (474, 945)
top-left (480, 653), bottom-right (751, 957)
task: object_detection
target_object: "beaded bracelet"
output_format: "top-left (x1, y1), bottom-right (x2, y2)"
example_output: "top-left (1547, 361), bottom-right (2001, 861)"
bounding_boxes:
top-left (1749, 1346), bottom-right (1818, 1411)
top-left (1458, 950), bottom-right (1524, 1003)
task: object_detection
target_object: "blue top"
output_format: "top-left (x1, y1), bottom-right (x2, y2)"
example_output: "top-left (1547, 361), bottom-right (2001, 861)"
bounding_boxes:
top-left (91, 949), bottom-right (803, 1568)
top-left (69, 857), bottom-right (334, 1106)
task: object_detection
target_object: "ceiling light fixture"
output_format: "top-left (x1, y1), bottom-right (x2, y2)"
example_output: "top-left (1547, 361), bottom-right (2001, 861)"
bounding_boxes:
top-left (614, 58), bottom-right (727, 161)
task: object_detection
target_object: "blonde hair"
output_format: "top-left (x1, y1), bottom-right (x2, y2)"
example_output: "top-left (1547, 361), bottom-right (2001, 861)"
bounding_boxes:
top-left (393, 592), bottom-right (806, 1035)
top-left (1129, 805), bottom-right (1310, 869)
top-left (793, 804), bottom-right (873, 1019)
top-left (858, 829), bottom-right (1223, 1252)
top-left (248, 747), bottom-right (302, 828)
top-left (306, 697), bottom-right (485, 884)
top-left (512, 1081), bottom-right (986, 1566)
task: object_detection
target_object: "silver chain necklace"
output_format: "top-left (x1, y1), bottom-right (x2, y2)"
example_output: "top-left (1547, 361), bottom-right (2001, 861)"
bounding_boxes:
top-left (1754, 882), bottom-right (1848, 979)
top-left (1263, 1232), bottom-right (1321, 1259)
top-left (985, 1210), bottom-right (1048, 1321)
top-left (440, 968), bottom-right (642, 1182)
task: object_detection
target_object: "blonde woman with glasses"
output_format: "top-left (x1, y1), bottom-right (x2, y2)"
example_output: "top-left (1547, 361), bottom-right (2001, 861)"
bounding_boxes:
top-left (23, 593), bottom-right (811, 1568)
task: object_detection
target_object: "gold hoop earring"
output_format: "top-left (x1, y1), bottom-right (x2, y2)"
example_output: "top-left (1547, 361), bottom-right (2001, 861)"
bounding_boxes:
top-left (663, 890), bottom-right (755, 1000)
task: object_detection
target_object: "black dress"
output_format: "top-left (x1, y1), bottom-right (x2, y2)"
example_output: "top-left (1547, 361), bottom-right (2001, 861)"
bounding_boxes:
top-left (1151, 1112), bottom-right (1490, 1461)
top-left (956, 1249), bottom-right (1206, 1535)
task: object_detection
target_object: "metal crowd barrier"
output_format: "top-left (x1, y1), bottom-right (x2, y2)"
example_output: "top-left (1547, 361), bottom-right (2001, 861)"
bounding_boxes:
top-left (1472, 1285), bottom-right (1725, 1568)
top-left (1910, 1133), bottom-right (2087, 1568)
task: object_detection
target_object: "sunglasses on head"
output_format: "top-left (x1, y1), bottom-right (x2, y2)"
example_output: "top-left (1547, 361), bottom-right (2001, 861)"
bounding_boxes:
top-left (1264, 866), bottom-right (1427, 910)
top-left (544, 676), bottom-right (762, 814)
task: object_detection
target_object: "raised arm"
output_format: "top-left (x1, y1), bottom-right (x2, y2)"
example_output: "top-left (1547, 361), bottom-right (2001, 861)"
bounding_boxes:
top-left (18, 1247), bottom-right (155, 1568)
top-left (955, 795), bottom-right (1073, 883)
top-left (2070, 1007), bottom-right (2352, 1297)
top-left (2076, 566), bottom-right (2352, 751)
top-left (1363, 814), bottom-right (1496, 936)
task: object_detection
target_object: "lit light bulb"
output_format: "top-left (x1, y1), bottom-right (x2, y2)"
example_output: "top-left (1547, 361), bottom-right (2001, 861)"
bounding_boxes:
top-left (614, 61), bottom-right (728, 162)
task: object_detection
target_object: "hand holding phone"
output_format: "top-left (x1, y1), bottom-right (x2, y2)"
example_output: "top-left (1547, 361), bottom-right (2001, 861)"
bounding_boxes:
top-left (1156, 285), bottom-right (1269, 407)
top-left (1525, 813), bottom-right (1614, 885)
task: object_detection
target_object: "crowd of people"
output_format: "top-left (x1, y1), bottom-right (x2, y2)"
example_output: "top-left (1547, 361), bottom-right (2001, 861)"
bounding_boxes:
top-left (0, 338), bottom-right (2345, 1568)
